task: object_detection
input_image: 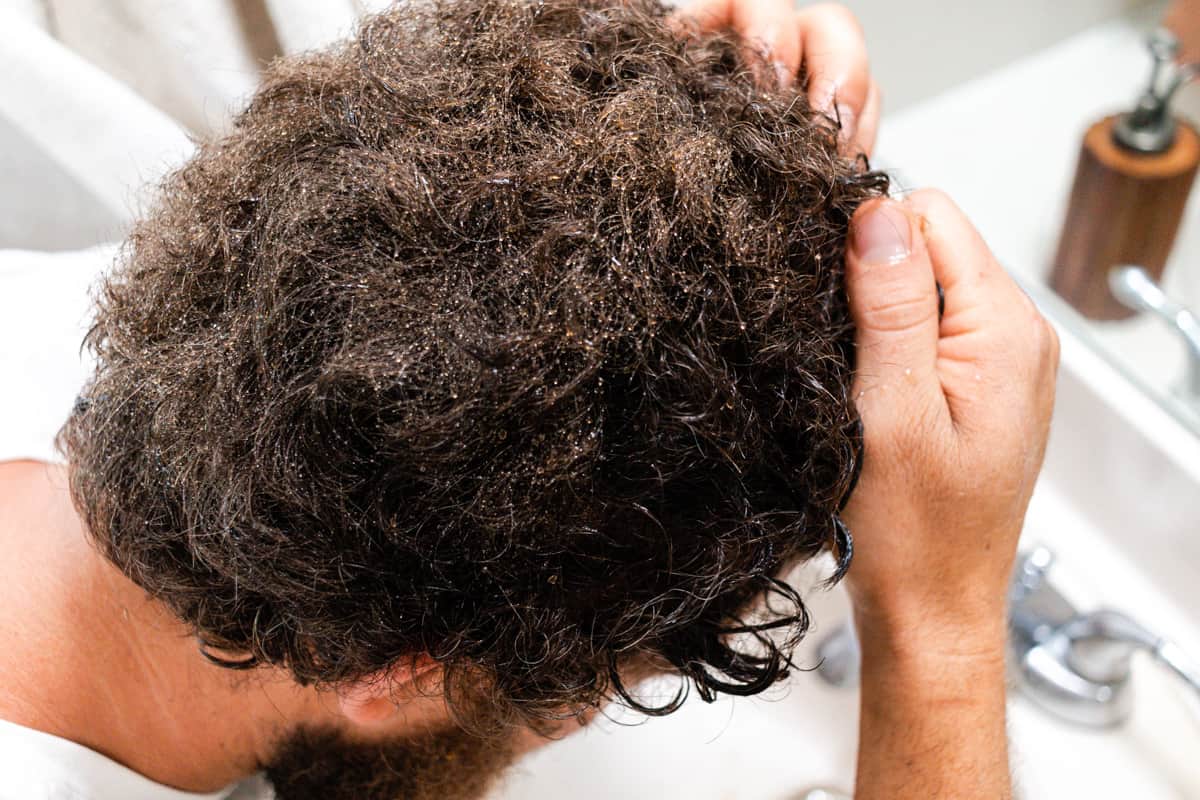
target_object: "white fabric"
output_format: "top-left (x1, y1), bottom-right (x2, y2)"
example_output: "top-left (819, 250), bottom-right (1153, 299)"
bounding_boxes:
top-left (0, 9), bottom-right (195, 233)
top-left (0, 719), bottom-right (238, 800)
top-left (0, 0), bottom-right (380, 253)
top-left (262, 0), bottom-right (361, 54)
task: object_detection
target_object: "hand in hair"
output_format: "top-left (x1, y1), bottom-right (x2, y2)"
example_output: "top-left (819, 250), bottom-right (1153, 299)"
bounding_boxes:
top-left (676, 0), bottom-right (879, 153)
top-left (842, 191), bottom-right (1058, 799)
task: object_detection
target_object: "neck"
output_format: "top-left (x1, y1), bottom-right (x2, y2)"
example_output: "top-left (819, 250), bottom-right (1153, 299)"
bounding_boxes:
top-left (0, 461), bottom-right (319, 792)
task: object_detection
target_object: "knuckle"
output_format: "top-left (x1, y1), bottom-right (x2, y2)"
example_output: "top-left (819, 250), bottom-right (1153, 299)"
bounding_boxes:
top-left (857, 291), bottom-right (936, 335)
top-left (868, 79), bottom-right (882, 107)
top-left (862, 402), bottom-right (921, 456)
top-left (800, 4), bottom-right (869, 94)
top-left (857, 377), bottom-right (943, 449)
top-left (1026, 307), bottom-right (1057, 358)
top-left (904, 187), bottom-right (955, 219)
top-left (1045, 322), bottom-right (1061, 369)
top-left (885, 403), bottom-right (946, 465)
top-left (1032, 315), bottom-right (1061, 377)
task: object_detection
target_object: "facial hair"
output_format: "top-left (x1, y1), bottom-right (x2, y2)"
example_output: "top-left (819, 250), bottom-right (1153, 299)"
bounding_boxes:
top-left (264, 724), bottom-right (518, 800)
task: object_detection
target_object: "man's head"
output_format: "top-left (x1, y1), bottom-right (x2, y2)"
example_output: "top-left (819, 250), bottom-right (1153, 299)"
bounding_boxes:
top-left (61, 0), bottom-right (885, 793)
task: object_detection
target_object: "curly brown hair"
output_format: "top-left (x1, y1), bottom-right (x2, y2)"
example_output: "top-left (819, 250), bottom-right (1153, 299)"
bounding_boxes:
top-left (60, 0), bottom-right (887, 725)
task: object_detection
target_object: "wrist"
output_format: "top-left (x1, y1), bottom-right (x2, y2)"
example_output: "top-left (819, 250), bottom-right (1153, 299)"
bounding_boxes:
top-left (851, 589), bottom-right (1014, 800)
top-left (851, 589), bottom-right (1009, 669)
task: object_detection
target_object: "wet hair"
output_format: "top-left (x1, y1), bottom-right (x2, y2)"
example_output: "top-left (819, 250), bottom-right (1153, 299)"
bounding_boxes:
top-left (61, 0), bottom-right (887, 725)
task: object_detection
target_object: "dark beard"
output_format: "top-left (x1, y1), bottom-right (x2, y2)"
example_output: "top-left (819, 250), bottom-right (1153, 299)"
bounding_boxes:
top-left (264, 724), bottom-right (518, 800)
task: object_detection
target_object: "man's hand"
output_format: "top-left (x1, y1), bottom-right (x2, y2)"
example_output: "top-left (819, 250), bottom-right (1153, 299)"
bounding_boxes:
top-left (673, 1), bottom-right (880, 154)
top-left (840, 191), bottom-right (1059, 798)
top-left (842, 190), bottom-right (1058, 636)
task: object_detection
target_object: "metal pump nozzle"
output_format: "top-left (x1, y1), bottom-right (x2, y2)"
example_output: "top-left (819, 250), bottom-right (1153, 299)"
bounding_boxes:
top-left (1113, 28), bottom-right (1199, 154)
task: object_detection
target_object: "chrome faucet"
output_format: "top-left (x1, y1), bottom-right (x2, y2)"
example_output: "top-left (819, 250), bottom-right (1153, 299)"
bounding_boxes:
top-left (1008, 545), bottom-right (1200, 727)
top-left (815, 545), bottom-right (1200, 728)
top-left (1108, 265), bottom-right (1200, 401)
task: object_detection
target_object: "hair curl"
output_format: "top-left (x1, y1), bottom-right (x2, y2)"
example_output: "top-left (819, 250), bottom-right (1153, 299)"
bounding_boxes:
top-left (61, 0), bottom-right (887, 724)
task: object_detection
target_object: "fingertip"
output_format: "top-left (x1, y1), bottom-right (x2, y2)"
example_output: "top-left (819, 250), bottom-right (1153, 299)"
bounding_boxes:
top-left (671, 0), bottom-right (734, 33)
top-left (898, 188), bottom-right (1005, 299)
top-left (749, 15), bottom-right (800, 89)
top-left (835, 102), bottom-right (858, 147)
top-left (849, 198), bottom-right (917, 268)
top-left (774, 60), bottom-right (794, 89)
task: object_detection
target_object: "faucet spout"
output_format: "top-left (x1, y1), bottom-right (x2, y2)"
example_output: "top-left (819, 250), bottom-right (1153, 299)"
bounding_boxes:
top-left (1108, 265), bottom-right (1200, 399)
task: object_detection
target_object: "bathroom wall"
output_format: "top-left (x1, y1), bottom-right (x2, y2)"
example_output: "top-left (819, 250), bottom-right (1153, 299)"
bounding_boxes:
top-left (844, 0), bottom-right (1155, 111)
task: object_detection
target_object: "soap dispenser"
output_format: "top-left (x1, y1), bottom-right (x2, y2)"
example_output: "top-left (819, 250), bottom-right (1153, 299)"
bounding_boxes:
top-left (1050, 29), bottom-right (1200, 320)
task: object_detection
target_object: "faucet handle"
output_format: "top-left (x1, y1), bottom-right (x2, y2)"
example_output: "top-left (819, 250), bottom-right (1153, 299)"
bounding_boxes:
top-left (1157, 640), bottom-right (1200, 697)
top-left (1060, 609), bottom-right (1160, 683)
top-left (1060, 609), bottom-right (1200, 700)
top-left (1010, 545), bottom-right (1055, 604)
top-left (1108, 266), bottom-right (1200, 400)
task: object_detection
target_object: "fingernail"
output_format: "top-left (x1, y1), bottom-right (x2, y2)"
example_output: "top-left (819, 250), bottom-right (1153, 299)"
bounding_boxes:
top-left (852, 201), bottom-right (912, 265)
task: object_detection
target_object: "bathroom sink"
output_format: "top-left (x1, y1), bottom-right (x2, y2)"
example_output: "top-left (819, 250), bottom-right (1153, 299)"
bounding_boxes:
top-left (492, 9), bottom-right (1200, 799)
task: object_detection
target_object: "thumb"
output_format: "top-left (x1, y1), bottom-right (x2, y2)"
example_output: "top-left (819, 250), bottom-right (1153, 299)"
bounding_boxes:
top-left (844, 198), bottom-right (941, 408)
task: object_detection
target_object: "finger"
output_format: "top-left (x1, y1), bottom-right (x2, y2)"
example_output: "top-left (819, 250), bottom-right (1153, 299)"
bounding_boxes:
top-left (674, 0), bottom-right (801, 88)
top-left (902, 190), bottom-right (1051, 425)
top-left (797, 4), bottom-right (870, 144)
top-left (761, 10), bottom-right (802, 89)
top-left (853, 79), bottom-right (881, 156)
top-left (845, 198), bottom-right (943, 418)
top-left (734, 0), bottom-right (801, 89)
top-left (903, 190), bottom-right (1031, 333)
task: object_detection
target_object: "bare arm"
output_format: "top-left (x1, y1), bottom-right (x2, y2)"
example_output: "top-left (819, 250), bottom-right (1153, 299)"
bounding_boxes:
top-left (841, 192), bottom-right (1059, 798)
top-left (855, 609), bottom-right (1010, 797)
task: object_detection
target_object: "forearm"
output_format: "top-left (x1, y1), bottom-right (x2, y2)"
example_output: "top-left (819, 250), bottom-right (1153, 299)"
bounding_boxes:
top-left (853, 608), bottom-right (1012, 800)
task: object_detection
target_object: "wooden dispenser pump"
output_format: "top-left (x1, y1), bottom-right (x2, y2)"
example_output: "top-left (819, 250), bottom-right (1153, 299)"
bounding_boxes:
top-left (1051, 30), bottom-right (1200, 320)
